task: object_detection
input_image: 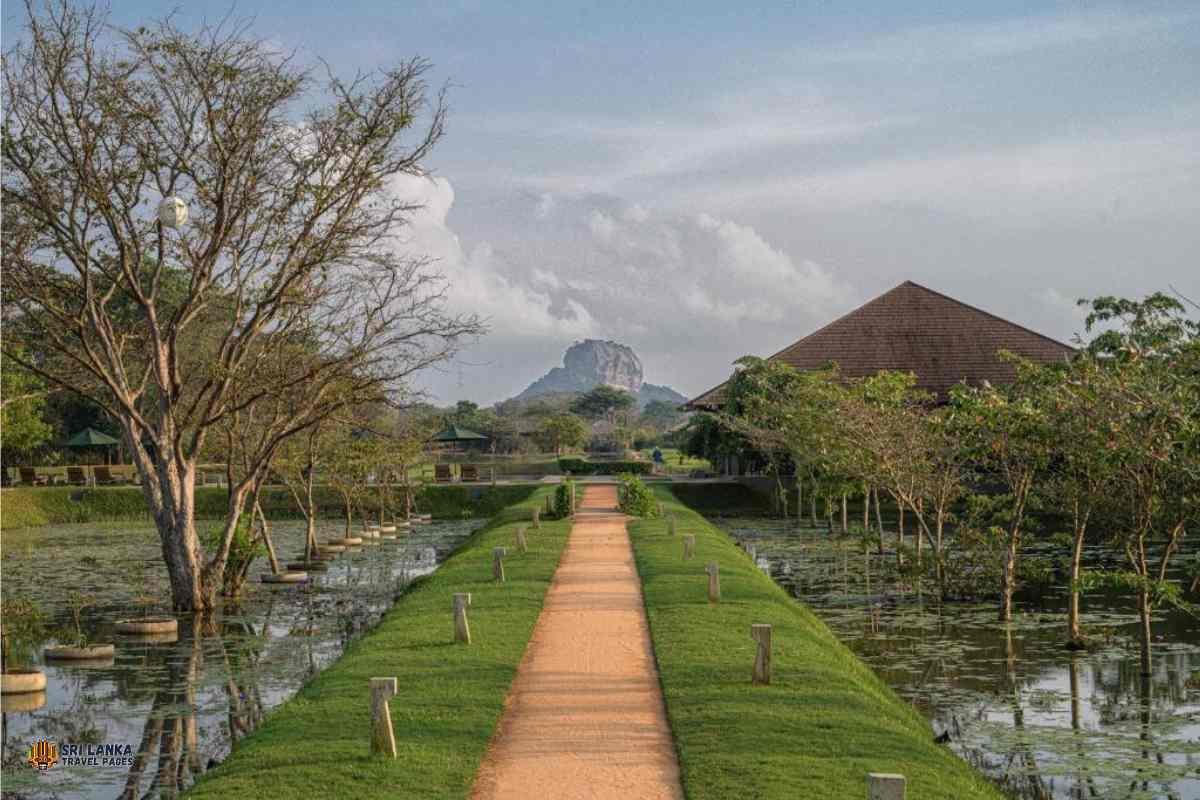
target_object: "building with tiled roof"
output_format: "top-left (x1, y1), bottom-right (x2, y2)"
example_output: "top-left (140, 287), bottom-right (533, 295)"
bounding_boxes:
top-left (687, 281), bottom-right (1074, 410)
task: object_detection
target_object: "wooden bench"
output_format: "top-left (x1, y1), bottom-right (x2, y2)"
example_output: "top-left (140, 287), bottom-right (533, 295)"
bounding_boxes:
top-left (434, 463), bottom-right (453, 483)
top-left (460, 464), bottom-right (479, 482)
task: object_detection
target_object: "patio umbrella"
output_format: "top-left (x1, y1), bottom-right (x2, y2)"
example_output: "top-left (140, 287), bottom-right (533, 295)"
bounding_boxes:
top-left (64, 427), bottom-right (120, 464)
top-left (428, 425), bottom-right (489, 445)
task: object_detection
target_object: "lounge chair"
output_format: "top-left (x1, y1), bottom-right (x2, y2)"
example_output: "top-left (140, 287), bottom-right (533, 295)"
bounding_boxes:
top-left (19, 467), bottom-right (48, 487)
top-left (66, 466), bottom-right (89, 486)
top-left (94, 466), bottom-right (121, 486)
top-left (460, 464), bottom-right (479, 482)
top-left (434, 463), bottom-right (452, 483)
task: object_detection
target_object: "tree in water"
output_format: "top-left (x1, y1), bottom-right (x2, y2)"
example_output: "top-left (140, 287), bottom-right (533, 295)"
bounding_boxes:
top-left (2, 2), bottom-right (482, 611)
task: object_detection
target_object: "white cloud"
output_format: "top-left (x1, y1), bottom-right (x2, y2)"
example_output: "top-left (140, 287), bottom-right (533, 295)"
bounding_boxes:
top-left (805, 9), bottom-right (1190, 65)
top-left (388, 175), bottom-right (857, 402)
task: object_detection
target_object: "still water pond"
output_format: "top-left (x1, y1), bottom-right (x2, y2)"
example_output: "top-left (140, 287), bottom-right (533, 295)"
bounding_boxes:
top-left (0, 517), bottom-right (482, 799)
top-left (712, 516), bottom-right (1200, 800)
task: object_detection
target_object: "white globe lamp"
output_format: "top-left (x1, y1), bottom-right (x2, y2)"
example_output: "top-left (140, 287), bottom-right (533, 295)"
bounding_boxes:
top-left (158, 196), bottom-right (189, 229)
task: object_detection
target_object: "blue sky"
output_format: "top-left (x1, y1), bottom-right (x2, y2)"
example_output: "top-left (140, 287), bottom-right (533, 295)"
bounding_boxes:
top-left (7, 2), bottom-right (1199, 402)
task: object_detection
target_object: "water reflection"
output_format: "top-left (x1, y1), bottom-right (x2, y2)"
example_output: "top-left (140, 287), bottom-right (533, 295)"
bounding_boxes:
top-left (0, 518), bottom-right (481, 798)
top-left (712, 516), bottom-right (1200, 800)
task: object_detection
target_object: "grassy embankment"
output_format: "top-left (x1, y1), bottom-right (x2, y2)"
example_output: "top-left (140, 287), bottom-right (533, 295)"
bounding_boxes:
top-left (0, 484), bottom-right (538, 530)
top-left (628, 485), bottom-right (1005, 800)
top-left (185, 487), bottom-right (569, 800)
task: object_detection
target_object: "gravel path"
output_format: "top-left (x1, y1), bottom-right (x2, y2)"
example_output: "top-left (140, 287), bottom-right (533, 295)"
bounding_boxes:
top-left (470, 484), bottom-right (683, 800)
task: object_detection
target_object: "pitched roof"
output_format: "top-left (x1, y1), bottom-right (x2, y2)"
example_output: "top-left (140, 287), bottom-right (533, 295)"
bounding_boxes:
top-left (687, 281), bottom-right (1074, 409)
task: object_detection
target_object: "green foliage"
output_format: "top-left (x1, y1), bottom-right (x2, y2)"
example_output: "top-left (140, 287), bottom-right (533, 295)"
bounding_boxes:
top-left (554, 479), bottom-right (576, 518)
top-left (536, 413), bottom-right (588, 453)
top-left (639, 399), bottom-right (685, 431)
top-left (569, 384), bottom-right (635, 420)
top-left (616, 473), bottom-right (658, 517)
top-left (0, 596), bottom-right (47, 670)
top-left (557, 458), bottom-right (651, 475)
top-left (58, 591), bottom-right (96, 647)
top-left (443, 400), bottom-right (497, 437)
top-left (187, 489), bottom-right (572, 800)
top-left (0, 349), bottom-right (52, 455)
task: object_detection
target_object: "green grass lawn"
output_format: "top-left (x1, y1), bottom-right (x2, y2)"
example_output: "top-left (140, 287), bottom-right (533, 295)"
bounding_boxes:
top-left (185, 488), bottom-right (569, 800)
top-left (636, 447), bottom-right (711, 476)
top-left (630, 487), bottom-right (1006, 800)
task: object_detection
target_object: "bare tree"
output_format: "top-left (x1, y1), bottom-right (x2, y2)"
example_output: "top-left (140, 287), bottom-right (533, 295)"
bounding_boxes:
top-left (2, 2), bottom-right (483, 611)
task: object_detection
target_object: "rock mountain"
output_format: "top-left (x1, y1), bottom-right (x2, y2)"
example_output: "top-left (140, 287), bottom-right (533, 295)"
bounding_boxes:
top-left (514, 340), bottom-right (687, 408)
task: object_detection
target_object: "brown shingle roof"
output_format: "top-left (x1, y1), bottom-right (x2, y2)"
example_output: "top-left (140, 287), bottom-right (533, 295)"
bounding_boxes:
top-left (687, 281), bottom-right (1074, 409)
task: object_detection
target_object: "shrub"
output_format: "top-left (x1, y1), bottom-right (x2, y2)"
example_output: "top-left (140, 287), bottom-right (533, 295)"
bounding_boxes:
top-left (617, 473), bottom-right (658, 517)
top-left (557, 458), bottom-right (651, 476)
top-left (554, 480), bottom-right (577, 518)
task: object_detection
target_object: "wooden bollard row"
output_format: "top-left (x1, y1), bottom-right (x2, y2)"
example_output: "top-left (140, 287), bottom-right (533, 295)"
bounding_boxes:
top-left (516, 526), bottom-right (528, 553)
top-left (531, 507), bottom-right (540, 529)
top-left (682, 534), bottom-right (695, 560)
top-left (668, 514), bottom-right (677, 536)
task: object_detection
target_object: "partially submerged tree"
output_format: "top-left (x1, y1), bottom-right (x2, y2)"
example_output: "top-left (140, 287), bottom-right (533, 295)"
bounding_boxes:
top-left (951, 364), bottom-right (1056, 623)
top-left (2, 2), bottom-right (482, 610)
top-left (1079, 294), bottom-right (1199, 674)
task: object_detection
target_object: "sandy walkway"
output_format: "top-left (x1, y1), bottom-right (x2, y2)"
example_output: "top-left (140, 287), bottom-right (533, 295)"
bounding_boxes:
top-left (470, 485), bottom-right (683, 800)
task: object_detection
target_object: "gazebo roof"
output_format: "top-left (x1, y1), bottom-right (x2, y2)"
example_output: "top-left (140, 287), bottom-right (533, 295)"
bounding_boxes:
top-left (64, 427), bottom-right (120, 447)
top-left (687, 281), bottom-right (1074, 409)
top-left (429, 425), bottom-right (489, 443)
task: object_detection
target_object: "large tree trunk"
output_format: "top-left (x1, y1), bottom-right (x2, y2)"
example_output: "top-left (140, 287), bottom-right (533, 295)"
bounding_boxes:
top-left (841, 494), bottom-right (848, 534)
top-left (140, 454), bottom-right (210, 611)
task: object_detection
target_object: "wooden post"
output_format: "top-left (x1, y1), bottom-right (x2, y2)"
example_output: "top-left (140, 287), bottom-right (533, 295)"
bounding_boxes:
top-left (453, 593), bottom-right (471, 644)
top-left (867, 773), bottom-right (906, 800)
top-left (532, 507), bottom-right (540, 529)
top-left (669, 514), bottom-right (677, 536)
top-left (657, 501), bottom-right (664, 516)
top-left (369, 677), bottom-right (398, 757)
top-left (516, 526), bottom-right (528, 553)
top-left (545, 494), bottom-right (553, 517)
top-left (492, 547), bottom-right (506, 582)
top-left (751, 624), bottom-right (772, 685)
top-left (683, 534), bottom-right (695, 560)
top-left (706, 562), bottom-right (720, 603)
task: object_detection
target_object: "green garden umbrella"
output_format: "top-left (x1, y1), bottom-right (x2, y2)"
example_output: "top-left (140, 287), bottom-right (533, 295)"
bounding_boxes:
top-left (65, 427), bottom-right (120, 464)
top-left (428, 425), bottom-right (489, 444)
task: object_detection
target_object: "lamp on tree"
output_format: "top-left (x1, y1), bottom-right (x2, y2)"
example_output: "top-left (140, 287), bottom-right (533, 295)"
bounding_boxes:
top-left (158, 196), bottom-right (188, 229)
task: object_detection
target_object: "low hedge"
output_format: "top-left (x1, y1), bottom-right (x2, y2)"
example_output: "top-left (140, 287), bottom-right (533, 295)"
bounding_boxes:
top-left (185, 487), bottom-right (572, 800)
top-left (0, 484), bottom-right (538, 531)
top-left (556, 458), bottom-right (651, 475)
top-left (632, 486), bottom-right (1005, 800)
